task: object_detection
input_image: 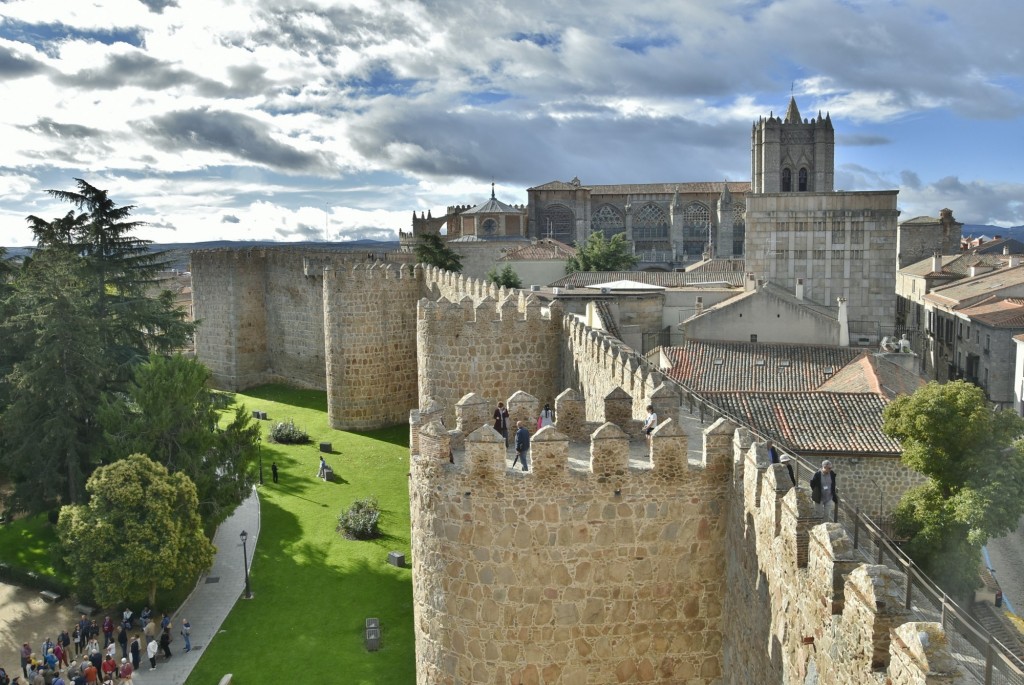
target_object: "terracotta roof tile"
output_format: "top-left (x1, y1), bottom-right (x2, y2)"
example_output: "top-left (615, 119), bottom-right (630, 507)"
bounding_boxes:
top-left (662, 341), bottom-right (862, 393)
top-left (958, 296), bottom-right (1024, 328)
top-left (710, 392), bottom-right (900, 455)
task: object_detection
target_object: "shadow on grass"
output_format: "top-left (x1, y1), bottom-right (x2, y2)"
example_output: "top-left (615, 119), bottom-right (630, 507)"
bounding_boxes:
top-left (241, 384), bottom-right (328, 413)
top-left (186, 498), bottom-right (415, 685)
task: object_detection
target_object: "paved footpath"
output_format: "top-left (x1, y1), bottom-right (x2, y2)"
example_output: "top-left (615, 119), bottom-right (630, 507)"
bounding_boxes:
top-left (0, 488), bottom-right (260, 685)
top-left (144, 487), bottom-right (260, 685)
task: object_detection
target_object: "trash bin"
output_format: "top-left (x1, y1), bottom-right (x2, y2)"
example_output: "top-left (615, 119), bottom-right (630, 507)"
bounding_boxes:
top-left (387, 551), bottom-right (405, 568)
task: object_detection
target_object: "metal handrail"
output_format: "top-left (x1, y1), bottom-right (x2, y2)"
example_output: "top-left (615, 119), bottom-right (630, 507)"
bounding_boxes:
top-left (654, 359), bottom-right (1024, 682)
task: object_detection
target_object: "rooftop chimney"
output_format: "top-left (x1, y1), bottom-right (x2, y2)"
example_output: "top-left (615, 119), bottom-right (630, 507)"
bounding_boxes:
top-left (1004, 245), bottom-right (1010, 255)
top-left (745, 272), bottom-right (756, 292)
top-left (1011, 255), bottom-right (1021, 268)
top-left (795, 278), bottom-right (805, 300)
top-left (931, 252), bottom-right (942, 274)
top-left (970, 265), bottom-right (980, 278)
top-left (695, 296), bottom-right (704, 316)
top-left (837, 297), bottom-right (850, 347)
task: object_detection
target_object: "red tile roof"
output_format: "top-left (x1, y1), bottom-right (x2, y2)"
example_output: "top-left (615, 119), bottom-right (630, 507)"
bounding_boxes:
top-left (710, 392), bottom-right (900, 456)
top-left (958, 296), bottom-right (1024, 328)
top-left (662, 341), bottom-right (862, 393)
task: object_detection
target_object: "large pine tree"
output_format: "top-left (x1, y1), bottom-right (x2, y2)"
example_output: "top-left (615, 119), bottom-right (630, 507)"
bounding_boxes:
top-left (0, 180), bottom-right (196, 510)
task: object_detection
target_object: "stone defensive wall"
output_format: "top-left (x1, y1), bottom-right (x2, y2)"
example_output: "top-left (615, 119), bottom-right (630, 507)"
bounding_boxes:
top-left (324, 262), bottom-right (422, 429)
top-left (408, 390), bottom-right (732, 685)
top-left (561, 315), bottom-right (678, 433)
top-left (722, 427), bottom-right (972, 685)
top-left (416, 291), bottom-right (563, 428)
top-left (420, 265), bottom-right (513, 306)
top-left (192, 248), bottom-right (341, 391)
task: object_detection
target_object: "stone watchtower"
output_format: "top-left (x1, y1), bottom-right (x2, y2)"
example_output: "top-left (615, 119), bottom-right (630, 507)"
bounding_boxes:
top-left (751, 96), bottom-right (834, 194)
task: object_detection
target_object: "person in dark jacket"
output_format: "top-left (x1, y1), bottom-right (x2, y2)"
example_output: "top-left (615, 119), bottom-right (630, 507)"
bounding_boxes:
top-left (810, 460), bottom-right (838, 519)
top-left (767, 441), bottom-right (796, 487)
top-left (513, 421), bottom-right (530, 472)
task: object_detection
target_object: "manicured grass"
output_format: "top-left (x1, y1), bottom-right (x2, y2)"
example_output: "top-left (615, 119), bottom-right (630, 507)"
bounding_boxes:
top-left (0, 513), bottom-right (65, 581)
top-left (185, 385), bottom-right (415, 684)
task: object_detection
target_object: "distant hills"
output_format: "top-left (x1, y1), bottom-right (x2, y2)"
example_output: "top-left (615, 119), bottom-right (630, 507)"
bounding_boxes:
top-left (962, 224), bottom-right (1024, 240)
top-left (2, 239), bottom-right (401, 271)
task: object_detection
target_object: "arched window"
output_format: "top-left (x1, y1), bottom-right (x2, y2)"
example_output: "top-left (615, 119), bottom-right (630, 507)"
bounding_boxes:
top-left (798, 167), bottom-right (808, 192)
top-left (633, 203), bottom-right (668, 239)
top-left (590, 204), bottom-right (624, 239)
top-left (782, 168), bottom-right (792, 192)
top-left (480, 218), bottom-right (498, 236)
top-left (540, 204), bottom-right (575, 243)
top-left (682, 202), bottom-right (710, 237)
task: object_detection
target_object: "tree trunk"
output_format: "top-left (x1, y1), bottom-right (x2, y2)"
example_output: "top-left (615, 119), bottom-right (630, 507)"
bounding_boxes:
top-left (148, 580), bottom-right (157, 608)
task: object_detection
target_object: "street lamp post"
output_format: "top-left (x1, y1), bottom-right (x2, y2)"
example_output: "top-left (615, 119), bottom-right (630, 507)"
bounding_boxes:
top-left (257, 437), bottom-right (263, 485)
top-left (240, 530), bottom-right (252, 599)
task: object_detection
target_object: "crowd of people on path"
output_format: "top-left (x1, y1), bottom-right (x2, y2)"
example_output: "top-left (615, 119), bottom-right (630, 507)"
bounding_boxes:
top-left (4, 607), bottom-right (192, 685)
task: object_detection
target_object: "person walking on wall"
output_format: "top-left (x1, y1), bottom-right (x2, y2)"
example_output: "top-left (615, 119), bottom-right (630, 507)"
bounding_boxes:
top-left (512, 421), bottom-right (530, 472)
top-left (767, 441), bottom-right (796, 487)
top-left (810, 460), bottom-right (838, 520)
top-left (317, 456), bottom-right (327, 479)
top-left (493, 401), bottom-right (510, 447)
top-left (537, 403), bottom-right (554, 429)
top-left (643, 405), bottom-right (658, 444)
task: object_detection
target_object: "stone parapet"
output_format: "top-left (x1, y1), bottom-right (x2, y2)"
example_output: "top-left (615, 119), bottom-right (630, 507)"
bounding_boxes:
top-left (723, 431), bottom-right (966, 685)
top-left (409, 394), bottom-right (730, 685)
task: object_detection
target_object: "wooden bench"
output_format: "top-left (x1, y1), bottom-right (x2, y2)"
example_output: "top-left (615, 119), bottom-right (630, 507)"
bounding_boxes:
top-left (39, 590), bottom-right (61, 603)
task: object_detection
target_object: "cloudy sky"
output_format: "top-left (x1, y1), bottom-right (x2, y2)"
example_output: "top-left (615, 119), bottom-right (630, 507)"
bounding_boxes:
top-left (1, 0), bottom-right (1022, 247)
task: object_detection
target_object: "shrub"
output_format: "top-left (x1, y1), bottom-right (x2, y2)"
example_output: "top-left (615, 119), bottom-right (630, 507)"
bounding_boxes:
top-left (269, 419), bottom-right (310, 444)
top-left (337, 497), bottom-right (381, 540)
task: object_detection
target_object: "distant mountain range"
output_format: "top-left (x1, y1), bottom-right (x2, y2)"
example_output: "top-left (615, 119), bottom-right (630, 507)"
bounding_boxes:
top-left (962, 224), bottom-right (1024, 239)
top-left (2, 239), bottom-right (401, 271)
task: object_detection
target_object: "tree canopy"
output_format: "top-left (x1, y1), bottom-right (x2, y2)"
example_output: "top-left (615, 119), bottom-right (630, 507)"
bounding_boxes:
top-left (882, 380), bottom-right (1024, 596)
top-left (0, 179), bottom-right (195, 511)
top-left (414, 232), bottom-right (462, 272)
top-left (565, 232), bottom-right (638, 273)
top-left (98, 354), bottom-right (260, 526)
top-left (57, 454), bottom-right (215, 607)
top-left (486, 264), bottom-right (522, 289)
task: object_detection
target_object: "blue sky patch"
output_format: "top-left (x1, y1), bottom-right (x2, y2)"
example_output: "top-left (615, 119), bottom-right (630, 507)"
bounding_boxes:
top-left (0, 19), bottom-right (144, 56)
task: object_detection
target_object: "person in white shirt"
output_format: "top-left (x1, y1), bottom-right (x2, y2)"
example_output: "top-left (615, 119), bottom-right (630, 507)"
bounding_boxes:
top-left (643, 405), bottom-right (657, 443)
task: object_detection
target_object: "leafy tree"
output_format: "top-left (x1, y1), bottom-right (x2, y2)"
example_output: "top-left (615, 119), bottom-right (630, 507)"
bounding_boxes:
top-left (882, 380), bottom-right (1024, 597)
top-left (486, 264), bottom-right (523, 289)
top-left (565, 232), bottom-right (638, 273)
top-left (0, 180), bottom-right (195, 510)
top-left (57, 454), bottom-right (215, 607)
top-left (414, 232), bottom-right (462, 272)
top-left (98, 354), bottom-right (260, 526)
top-left (0, 249), bottom-right (106, 509)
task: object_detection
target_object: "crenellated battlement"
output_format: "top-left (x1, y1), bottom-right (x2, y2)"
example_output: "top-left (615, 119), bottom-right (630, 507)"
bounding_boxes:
top-left (723, 431), bottom-right (970, 684)
top-left (409, 386), bottom-right (708, 488)
top-left (408, 397), bottom-right (734, 684)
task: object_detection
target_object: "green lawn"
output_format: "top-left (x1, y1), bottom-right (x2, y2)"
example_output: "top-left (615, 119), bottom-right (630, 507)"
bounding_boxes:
top-left (0, 513), bottom-right (64, 580)
top-left (185, 385), bottom-right (415, 684)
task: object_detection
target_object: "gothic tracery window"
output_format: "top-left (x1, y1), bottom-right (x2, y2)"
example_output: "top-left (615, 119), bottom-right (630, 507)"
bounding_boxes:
top-left (540, 204), bottom-right (574, 242)
top-left (782, 168), bottom-right (792, 192)
top-left (590, 204), bottom-right (624, 239)
top-left (633, 203), bottom-right (668, 239)
top-left (682, 202), bottom-right (710, 237)
top-left (799, 167), bottom-right (808, 192)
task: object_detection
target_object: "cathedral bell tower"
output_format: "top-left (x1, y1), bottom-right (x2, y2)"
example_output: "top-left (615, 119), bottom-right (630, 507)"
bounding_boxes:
top-left (751, 97), bottom-right (834, 194)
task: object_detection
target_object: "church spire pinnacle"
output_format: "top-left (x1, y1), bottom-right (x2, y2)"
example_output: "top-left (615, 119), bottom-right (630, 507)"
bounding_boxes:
top-left (491, 181), bottom-right (495, 199)
top-left (784, 96), bottom-right (801, 124)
